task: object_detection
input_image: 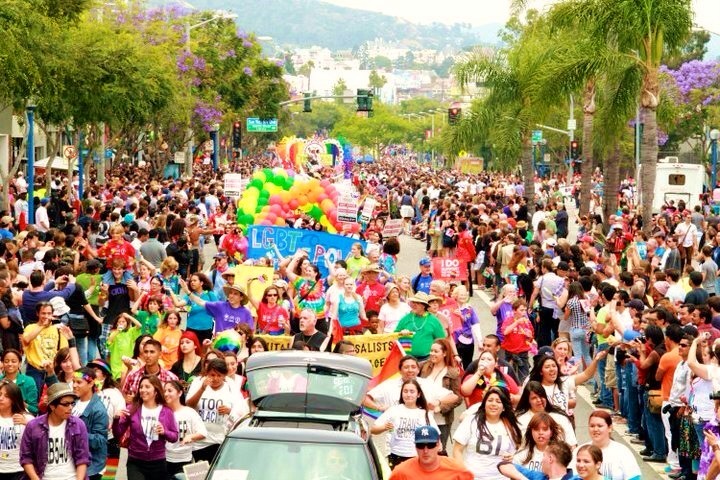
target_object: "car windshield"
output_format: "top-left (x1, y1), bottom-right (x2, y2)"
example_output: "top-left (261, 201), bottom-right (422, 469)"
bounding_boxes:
top-left (246, 364), bottom-right (368, 414)
top-left (209, 439), bottom-right (375, 480)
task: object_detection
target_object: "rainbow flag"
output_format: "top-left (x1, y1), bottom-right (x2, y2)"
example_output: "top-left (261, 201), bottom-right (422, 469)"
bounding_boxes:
top-left (398, 335), bottom-right (413, 355)
top-left (362, 340), bottom-right (404, 419)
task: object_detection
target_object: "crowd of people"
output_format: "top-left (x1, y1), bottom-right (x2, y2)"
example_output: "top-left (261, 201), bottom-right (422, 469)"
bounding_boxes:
top-left (0, 152), bottom-right (719, 480)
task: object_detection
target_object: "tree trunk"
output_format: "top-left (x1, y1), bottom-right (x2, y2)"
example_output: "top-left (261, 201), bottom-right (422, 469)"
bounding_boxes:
top-left (521, 137), bottom-right (535, 215)
top-left (602, 145), bottom-right (621, 229)
top-left (640, 106), bottom-right (659, 235)
top-left (579, 79), bottom-right (596, 216)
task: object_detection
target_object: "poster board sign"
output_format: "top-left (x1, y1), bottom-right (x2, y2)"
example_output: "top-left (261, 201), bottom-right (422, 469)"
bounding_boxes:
top-left (183, 461), bottom-right (211, 480)
top-left (382, 219), bottom-right (404, 237)
top-left (432, 257), bottom-right (468, 281)
top-left (224, 174), bottom-right (243, 197)
top-left (360, 198), bottom-right (376, 224)
top-left (227, 265), bottom-right (275, 314)
top-left (337, 195), bottom-right (358, 223)
top-left (458, 157), bottom-right (483, 174)
top-left (245, 226), bottom-right (365, 278)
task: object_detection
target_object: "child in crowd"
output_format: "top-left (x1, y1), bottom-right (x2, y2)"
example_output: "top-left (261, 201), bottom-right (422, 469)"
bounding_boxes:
top-left (107, 313), bottom-right (141, 379)
top-left (154, 310), bottom-right (183, 369)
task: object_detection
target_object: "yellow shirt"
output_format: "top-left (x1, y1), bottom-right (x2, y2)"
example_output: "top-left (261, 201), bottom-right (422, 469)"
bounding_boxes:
top-left (23, 324), bottom-right (68, 369)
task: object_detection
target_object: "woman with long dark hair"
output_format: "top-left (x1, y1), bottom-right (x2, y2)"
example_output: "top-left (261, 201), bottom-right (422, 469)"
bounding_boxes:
top-left (512, 381), bottom-right (576, 447)
top-left (0, 381), bottom-right (33, 479)
top-left (370, 379), bottom-right (437, 469)
top-left (452, 387), bottom-right (522, 480)
top-left (163, 380), bottom-right (207, 478)
top-left (114, 375), bottom-right (178, 480)
top-left (0, 349), bottom-right (38, 415)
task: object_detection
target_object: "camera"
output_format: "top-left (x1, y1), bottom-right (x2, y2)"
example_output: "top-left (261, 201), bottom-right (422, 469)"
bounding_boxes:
top-left (710, 392), bottom-right (720, 400)
top-left (637, 336), bottom-right (646, 343)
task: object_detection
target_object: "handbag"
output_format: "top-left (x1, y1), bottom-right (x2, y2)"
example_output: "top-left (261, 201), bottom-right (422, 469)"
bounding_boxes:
top-left (647, 389), bottom-right (663, 414)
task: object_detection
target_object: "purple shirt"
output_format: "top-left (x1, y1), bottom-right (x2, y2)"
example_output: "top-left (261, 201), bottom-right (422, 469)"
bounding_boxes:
top-left (494, 301), bottom-right (514, 342)
top-left (454, 305), bottom-right (480, 343)
top-left (205, 301), bottom-right (255, 332)
top-left (20, 414), bottom-right (90, 478)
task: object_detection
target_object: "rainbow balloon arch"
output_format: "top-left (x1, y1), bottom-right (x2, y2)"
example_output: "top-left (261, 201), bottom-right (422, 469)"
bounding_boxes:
top-left (235, 167), bottom-right (359, 234)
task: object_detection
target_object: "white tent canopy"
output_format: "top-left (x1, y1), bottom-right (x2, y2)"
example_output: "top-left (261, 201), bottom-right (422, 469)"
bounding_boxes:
top-left (34, 156), bottom-right (78, 171)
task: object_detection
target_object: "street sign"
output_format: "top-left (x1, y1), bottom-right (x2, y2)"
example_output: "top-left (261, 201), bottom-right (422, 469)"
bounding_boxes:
top-left (246, 118), bottom-right (278, 133)
top-left (63, 145), bottom-right (78, 160)
top-left (567, 119), bottom-right (577, 131)
top-left (531, 130), bottom-right (543, 145)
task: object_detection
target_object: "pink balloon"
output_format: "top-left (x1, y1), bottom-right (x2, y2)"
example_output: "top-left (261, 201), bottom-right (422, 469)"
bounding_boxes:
top-left (269, 195), bottom-right (282, 205)
top-left (317, 193), bottom-right (328, 203)
top-left (351, 223), bottom-right (360, 233)
top-left (260, 220), bottom-right (272, 226)
top-left (289, 199), bottom-right (299, 210)
top-left (270, 204), bottom-right (283, 215)
top-left (320, 179), bottom-right (331, 188)
top-left (265, 213), bottom-right (277, 223)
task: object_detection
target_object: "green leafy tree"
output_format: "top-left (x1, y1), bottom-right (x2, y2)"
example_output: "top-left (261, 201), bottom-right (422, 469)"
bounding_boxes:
top-left (368, 70), bottom-right (387, 96)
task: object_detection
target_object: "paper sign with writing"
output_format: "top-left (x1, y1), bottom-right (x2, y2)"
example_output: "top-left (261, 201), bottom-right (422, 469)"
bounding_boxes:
top-left (337, 195), bottom-right (358, 223)
top-left (382, 219), bottom-right (404, 237)
top-left (360, 198), bottom-right (376, 224)
top-left (223, 174), bottom-right (243, 197)
top-left (432, 257), bottom-right (468, 281)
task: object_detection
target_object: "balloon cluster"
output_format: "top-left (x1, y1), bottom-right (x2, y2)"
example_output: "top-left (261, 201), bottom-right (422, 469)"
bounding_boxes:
top-left (235, 167), bottom-right (360, 234)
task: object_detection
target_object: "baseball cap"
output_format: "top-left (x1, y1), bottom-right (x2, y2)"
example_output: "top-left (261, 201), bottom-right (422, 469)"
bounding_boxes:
top-left (414, 425), bottom-right (440, 446)
top-left (627, 299), bottom-right (645, 311)
top-left (419, 257), bottom-right (432, 267)
top-left (214, 252), bottom-right (228, 259)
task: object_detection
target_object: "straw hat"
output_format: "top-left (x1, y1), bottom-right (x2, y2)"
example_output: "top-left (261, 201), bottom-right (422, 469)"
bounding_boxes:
top-left (407, 292), bottom-right (431, 306)
top-left (362, 263), bottom-right (382, 274)
top-left (46, 383), bottom-right (78, 406)
top-left (223, 283), bottom-right (248, 300)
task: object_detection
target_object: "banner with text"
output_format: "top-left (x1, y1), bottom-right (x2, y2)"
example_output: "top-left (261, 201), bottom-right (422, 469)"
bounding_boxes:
top-left (382, 219), bottom-right (404, 237)
top-left (337, 195), bottom-right (359, 223)
top-left (245, 225), bottom-right (365, 278)
top-left (432, 257), bottom-right (468, 281)
top-left (254, 332), bottom-right (401, 375)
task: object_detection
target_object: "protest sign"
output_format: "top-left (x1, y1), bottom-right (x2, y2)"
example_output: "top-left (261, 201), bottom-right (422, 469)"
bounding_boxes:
top-left (382, 219), bottom-right (404, 237)
top-left (245, 226), bottom-right (365, 278)
top-left (337, 195), bottom-right (358, 223)
top-left (254, 334), bottom-right (292, 351)
top-left (224, 174), bottom-right (243, 197)
top-left (432, 257), bottom-right (468, 281)
top-left (360, 198), bottom-right (376, 224)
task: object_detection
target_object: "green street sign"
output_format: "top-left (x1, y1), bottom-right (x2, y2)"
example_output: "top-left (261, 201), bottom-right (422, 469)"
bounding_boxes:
top-left (246, 118), bottom-right (278, 133)
top-left (532, 130), bottom-right (543, 144)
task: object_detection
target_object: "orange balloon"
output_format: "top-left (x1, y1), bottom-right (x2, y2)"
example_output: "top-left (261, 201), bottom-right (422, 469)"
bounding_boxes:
top-left (275, 217), bottom-right (286, 226)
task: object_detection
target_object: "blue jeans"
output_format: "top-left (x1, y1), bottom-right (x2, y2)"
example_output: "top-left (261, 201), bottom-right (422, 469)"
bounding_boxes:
top-left (75, 336), bottom-right (100, 365)
top-left (644, 391), bottom-right (668, 457)
top-left (596, 343), bottom-right (613, 406)
top-left (624, 363), bottom-right (641, 435)
top-left (25, 364), bottom-right (46, 398)
top-left (570, 327), bottom-right (593, 384)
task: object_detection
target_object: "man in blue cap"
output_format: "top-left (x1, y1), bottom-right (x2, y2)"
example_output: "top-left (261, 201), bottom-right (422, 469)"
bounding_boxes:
top-left (411, 257), bottom-right (434, 294)
top-left (389, 426), bottom-right (472, 479)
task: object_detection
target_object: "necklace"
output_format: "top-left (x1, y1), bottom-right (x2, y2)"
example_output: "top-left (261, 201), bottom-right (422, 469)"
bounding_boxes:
top-left (410, 313), bottom-right (428, 332)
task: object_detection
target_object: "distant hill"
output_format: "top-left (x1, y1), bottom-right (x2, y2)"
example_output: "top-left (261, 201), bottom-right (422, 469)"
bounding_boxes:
top-left (150, 0), bottom-right (502, 50)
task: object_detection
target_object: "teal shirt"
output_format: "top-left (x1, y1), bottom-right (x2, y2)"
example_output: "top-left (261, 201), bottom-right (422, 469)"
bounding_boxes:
top-left (0, 372), bottom-right (38, 414)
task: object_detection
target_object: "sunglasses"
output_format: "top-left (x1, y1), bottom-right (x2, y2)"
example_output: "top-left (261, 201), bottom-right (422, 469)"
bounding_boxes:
top-left (415, 443), bottom-right (436, 450)
top-left (265, 293), bottom-right (278, 297)
top-left (679, 343), bottom-right (690, 347)
top-left (58, 401), bottom-right (77, 407)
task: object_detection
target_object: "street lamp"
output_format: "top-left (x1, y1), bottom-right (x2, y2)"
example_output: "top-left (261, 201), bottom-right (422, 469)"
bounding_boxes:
top-left (184, 11), bottom-right (238, 177)
top-left (26, 101), bottom-right (36, 224)
top-left (711, 128), bottom-right (720, 189)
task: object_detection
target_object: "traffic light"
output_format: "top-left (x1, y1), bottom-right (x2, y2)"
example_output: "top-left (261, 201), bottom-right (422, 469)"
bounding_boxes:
top-left (357, 89), bottom-right (374, 112)
top-left (303, 92), bottom-right (312, 113)
top-left (232, 121), bottom-right (241, 149)
top-left (570, 140), bottom-right (579, 159)
top-left (448, 107), bottom-right (461, 126)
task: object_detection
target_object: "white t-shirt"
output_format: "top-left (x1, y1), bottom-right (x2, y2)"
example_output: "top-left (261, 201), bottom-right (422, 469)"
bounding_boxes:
top-left (515, 411), bottom-right (577, 447)
top-left (453, 416), bottom-right (517, 480)
top-left (189, 381), bottom-right (249, 447)
top-left (0, 415), bottom-right (32, 473)
top-left (513, 446), bottom-right (543, 471)
top-left (375, 404), bottom-right (437, 458)
top-left (542, 377), bottom-right (576, 414)
top-left (571, 441), bottom-right (641, 480)
top-left (72, 399), bottom-right (90, 418)
top-left (141, 405), bottom-right (162, 445)
top-left (166, 406), bottom-right (208, 463)
top-left (379, 302), bottom-right (412, 333)
top-left (44, 421), bottom-right (76, 480)
top-left (97, 388), bottom-right (125, 439)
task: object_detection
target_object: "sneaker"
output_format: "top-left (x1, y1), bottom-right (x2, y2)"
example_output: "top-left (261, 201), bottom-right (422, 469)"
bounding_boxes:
top-left (642, 455), bottom-right (667, 463)
top-left (669, 472), bottom-right (685, 480)
top-left (630, 438), bottom-right (645, 445)
top-left (638, 448), bottom-right (652, 456)
top-left (665, 466), bottom-right (681, 474)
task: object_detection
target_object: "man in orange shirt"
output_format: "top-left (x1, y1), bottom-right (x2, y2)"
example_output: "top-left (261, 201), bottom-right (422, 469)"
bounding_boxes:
top-left (389, 426), bottom-right (473, 480)
top-left (654, 323), bottom-right (684, 472)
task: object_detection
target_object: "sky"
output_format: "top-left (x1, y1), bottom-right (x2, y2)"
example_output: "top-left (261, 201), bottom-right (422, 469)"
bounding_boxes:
top-left (324, 0), bottom-right (720, 38)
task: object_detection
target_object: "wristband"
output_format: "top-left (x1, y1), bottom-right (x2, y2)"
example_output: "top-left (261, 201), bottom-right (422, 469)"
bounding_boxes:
top-left (67, 338), bottom-right (77, 348)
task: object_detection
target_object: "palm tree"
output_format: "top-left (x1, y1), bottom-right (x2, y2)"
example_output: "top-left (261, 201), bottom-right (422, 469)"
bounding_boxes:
top-left (544, 0), bottom-right (692, 232)
top-left (451, 24), bottom-right (552, 210)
